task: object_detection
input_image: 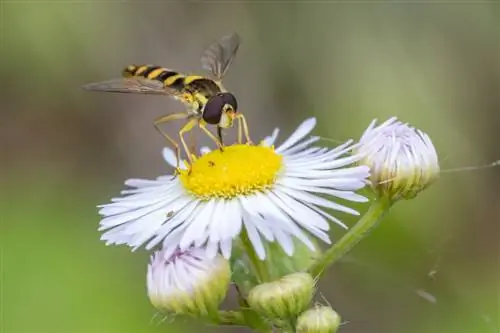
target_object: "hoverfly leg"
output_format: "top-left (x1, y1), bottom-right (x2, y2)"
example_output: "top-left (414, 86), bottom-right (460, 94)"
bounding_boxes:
top-left (236, 119), bottom-right (243, 144)
top-left (217, 126), bottom-right (225, 151)
top-left (189, 128), bottom-right (198, 157)
top-left (179, 118), bottom-right (199, 165)
top-left (170, 168), bottom-right (179, 181)
top-left (153, 112), bottom-right (189, 171)
top-left (237, 114), bottom-right (253, 145)
top-left (199, 123), bottom-right (224, 152)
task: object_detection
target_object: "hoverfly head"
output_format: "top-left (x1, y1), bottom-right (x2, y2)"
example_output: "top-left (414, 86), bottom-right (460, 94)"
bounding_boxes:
top-left (203, 92), bottom-right (238, 128)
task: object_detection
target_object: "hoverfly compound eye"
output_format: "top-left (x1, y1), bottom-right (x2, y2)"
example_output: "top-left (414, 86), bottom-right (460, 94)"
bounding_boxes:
top-left (223, 93), bottom-right (238, 112)
top-left (203, 93), bottom-right (239, 125)
top-left (203, 94), bottom-right (225, 125)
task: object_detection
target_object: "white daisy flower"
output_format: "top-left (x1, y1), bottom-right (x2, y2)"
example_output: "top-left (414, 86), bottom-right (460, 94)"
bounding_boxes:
top-left (98, 118), bottom-right (370, 260)
top-left (147, 246), bottom-right (230, 317)
top-left (357, 117), bottom-right (440, 200)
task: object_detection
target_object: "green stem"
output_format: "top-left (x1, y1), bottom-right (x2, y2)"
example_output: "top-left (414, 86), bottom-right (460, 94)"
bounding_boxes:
top-left (241, 230), bottom-right (270, 283)
top-left (237, 232), bottom-right (273, 332)
top-left (308, 197), bottom-right (392, 279)
top-left (240, 308), bottom-right (272, 333)
top-left (216, 311), bottom-right (246, 326)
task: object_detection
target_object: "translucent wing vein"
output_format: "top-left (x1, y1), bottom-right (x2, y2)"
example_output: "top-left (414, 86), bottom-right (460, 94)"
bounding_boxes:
top-left (201, 33), bottom-right (241, 80)
top-left (82, 78), bottom-right (176, 96)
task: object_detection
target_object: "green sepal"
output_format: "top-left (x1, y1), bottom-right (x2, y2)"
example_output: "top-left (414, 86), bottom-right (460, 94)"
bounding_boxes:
top-left (264, 238), bottom-right (322, 280)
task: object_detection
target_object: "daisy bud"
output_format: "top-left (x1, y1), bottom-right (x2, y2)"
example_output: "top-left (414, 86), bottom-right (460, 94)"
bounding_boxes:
top-left (147, 247), bottom-right (231, 318)
top-left (247, 272), bottom-right (315, 319)
top-left (296, 306), bottom-right (341, 333)
top-left (357, 117), bottom-right (440, 201)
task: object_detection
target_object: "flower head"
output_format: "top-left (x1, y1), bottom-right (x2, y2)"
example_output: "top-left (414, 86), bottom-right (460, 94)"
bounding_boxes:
top-left (147, 247), bottom-right (230, 317)
top-left (296, 305), bottom-right (341, 333)
top-left (357, 117), bottom-right (440, 201)
top-left (248, 272), bottom-right (315, 319)
top-left (98, 118), bottom-right (370, 259)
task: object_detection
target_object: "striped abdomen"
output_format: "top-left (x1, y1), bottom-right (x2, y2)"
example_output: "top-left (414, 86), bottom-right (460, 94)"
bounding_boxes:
top-left (123, 64), bottom-right (187, 90)
top-left (123, 64), bottom-right (221, 96)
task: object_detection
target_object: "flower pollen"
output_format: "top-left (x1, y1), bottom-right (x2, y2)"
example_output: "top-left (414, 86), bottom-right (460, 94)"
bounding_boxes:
top-left (179, 144), bottom-right (283, 199)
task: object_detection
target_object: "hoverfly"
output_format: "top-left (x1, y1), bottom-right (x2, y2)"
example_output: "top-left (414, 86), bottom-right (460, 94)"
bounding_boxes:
top-left (83, 33), bottom-right (252, 167)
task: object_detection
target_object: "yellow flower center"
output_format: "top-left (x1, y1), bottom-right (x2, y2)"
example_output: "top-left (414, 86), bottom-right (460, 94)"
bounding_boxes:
top-left (179, 145), bottom-right (283, 199)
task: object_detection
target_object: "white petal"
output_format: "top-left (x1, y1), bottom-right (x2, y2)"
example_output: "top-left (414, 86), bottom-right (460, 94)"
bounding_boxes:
top-left (162, 148), bottom-right (187, 170)
top-left (243, 216), bottom-right (266, 260)
top-left (220, 239), bottom-right (232, 259)
top-left (238, 196), bottom-right (274, 240)
top-left (179, 200), bottom-right (216, 250)
top-left (276, 118), bottom-right (317, 153)
top-left (208, 200), bottom-right (228, 244)
top-left (206, 241), bottom-right (219, 259)
top-left (124, 178), bottom-right (161, 188)
top-left (200, 146), bottom-right (211, 155)
top-left (225, 200), bottom-right (243, 239)
top-left (261, 128), bottom-right (280, 146)
top-left (277, 178), bottom-right (368, 203)
top-left (280, 136), bottom-right (320, 155)
top-left (146, 200), bottom-right (200, 250)
top-left (270, 189), bottom-right (330, 230)
top-left (276, 185), bottom-right (360, 216)
top-left (274, 229), bottom-right (294, 256)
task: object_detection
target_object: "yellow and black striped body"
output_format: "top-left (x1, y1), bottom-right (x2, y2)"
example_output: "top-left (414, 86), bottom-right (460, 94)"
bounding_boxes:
top-left (123, 64), bottom-right (223, 115)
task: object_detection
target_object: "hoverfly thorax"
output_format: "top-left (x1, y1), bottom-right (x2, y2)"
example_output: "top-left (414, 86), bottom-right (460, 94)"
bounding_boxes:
top-left (203, 92), bottom-right (238, 129)
top-left (84, 32), bottom-right (253, 167)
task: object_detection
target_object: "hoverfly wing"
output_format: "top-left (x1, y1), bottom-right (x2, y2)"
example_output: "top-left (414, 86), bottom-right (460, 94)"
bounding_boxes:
top-left (201, 32), bottom-right (241, 80)
top-left (82, 77), bottom-right (175, 96)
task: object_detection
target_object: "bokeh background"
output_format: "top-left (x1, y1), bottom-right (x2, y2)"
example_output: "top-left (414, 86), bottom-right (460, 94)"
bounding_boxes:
top-left (2, 2), bottom-right (499, 333)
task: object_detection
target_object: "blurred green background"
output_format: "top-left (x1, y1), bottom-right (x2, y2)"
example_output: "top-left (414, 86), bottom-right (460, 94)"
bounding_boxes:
top-left (2, 2), bottom-right (499, 333)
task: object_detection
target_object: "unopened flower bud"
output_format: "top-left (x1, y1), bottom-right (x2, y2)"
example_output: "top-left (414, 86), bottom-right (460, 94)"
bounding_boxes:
top-left (357, 117), bottom-right (440, 201)
top-left (247, 272), bottom-right (315, 319)
top-left (147, 247), bottom-right (230, 318)
top-left (296, 306), bottom-right (341, 333)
